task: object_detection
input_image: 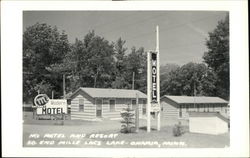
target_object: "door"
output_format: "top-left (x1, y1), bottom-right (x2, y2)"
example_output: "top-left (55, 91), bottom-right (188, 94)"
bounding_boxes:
top-left (96, 99), bottom-right (102, 117)
top-left (179, 105), bottom-right (182, 118)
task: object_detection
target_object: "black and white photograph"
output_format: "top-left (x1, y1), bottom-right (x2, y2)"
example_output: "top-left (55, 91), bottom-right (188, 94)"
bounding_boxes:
top-left (1, 0), bottom-right (249, 157)
top-left (22, 10), bottom-right (230, 148)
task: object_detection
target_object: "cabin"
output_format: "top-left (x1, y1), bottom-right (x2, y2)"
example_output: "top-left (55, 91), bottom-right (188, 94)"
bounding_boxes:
top-left (69, 87), bottom-right (147, 120)
top-left (160, 95), bottom-right (229, 120)
top-left (188, 112), bottom-right (229, 135)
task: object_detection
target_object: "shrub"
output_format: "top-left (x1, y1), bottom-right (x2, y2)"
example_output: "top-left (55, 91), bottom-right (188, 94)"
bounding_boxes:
top-left (173, 121), bottom-right (185, 137)
top-left (120, 104), bottom-right (135, 133)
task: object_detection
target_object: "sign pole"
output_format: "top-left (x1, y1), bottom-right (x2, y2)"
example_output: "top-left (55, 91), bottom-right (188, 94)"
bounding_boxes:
top-left (147, 51), bottom-right (151, 132)
top-left (156, 25), bottom-right (161, 131)
top-left (135, 93), bottom-right (139, 133)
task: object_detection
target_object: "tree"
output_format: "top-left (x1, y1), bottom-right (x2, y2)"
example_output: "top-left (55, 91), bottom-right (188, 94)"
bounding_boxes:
top-left (160, 62), bottom-right (217, 96)
top-left (49, 31), bottom-right (117, 92)
top-left (160, 64), bottom-right (180, 96)
top-left (23, 23), bottom-right (70, 102)
top-left (112, 38), bottom-right (129, 89)
top-left (203, 14), bottom-right (229, 100)
top-left (82, 31), bottom-right (116, 88)
top-left (120, 104), bottom-right (135, 133)
top-left (125, 47), bottom-right (147, 93)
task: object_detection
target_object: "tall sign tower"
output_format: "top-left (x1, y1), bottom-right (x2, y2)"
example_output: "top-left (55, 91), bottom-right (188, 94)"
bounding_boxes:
top-left (147, 26), bottom-right (161, 132)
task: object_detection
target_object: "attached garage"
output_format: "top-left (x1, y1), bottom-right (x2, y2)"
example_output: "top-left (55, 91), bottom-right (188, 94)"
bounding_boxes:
top-left (188, 112), bottom-right (229, 135)
top-left (69, 87), bottom-right (147, 120)
top-left (160, 95), bottom-right (229, 120)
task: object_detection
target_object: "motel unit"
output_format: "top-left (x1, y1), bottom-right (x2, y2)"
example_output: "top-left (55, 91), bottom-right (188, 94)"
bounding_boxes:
top-left (160, 95), bottom-right (229, 120)
top-left (69, 87), bottom-right (147, 120)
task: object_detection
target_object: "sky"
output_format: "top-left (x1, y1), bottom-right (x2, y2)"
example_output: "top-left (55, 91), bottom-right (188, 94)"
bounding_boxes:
top-left (23, 11), bottom-right (228, 66)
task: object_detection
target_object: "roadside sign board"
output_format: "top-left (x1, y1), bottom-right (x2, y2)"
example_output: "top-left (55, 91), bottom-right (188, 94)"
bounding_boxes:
top-left (150, 52), bottom-right (160, 112)
top-left (34, 94), bottom-right (49, 107)
top-left (151, 103), bottom-right (160, 112)
top-left (36, 99), bottom-right (67, 115)
top-left (34, 94), bottom-right (67, 115)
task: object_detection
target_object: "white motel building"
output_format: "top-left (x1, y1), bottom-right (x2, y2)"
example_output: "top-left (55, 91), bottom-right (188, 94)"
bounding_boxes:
top-left (67, 88), bottom-right (229, 121)
top-left (160, 95), bottom-right (229, 120)
top-left (69, 87), bottom-right (147, 120)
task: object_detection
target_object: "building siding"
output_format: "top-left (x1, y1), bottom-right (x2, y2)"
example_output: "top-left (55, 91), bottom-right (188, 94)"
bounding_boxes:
top-left (70, 90), bottom-right (146, 120)
top-left (102, 98), bottom-right (145, 119)
top-left (70, 91), bottom-right (96, 120)
top-left (160, 97), bottom-right (179, 119)
top-left (161, 97), bottom-right (229, 120)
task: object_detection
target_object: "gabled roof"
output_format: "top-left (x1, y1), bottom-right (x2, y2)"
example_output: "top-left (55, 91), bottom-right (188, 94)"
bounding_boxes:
top-left (70, 87), bottom-right (147, 99)
top-left (161, 95), bottom-right (228, 104)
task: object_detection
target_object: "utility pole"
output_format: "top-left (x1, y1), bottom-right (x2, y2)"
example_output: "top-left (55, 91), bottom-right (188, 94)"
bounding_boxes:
top-left (194, 80), bottom-right (196, 111)
top-left (193, 72), bottom-right (197, 111)
top-left (132, 72), bottom-right (135, 90)
top-left (63, 74), bottom-right (66, 99)
top-left (52, 90), bottom-right (54, 99)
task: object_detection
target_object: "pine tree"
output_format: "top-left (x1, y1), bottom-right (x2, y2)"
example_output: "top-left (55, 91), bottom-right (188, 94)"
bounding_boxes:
top-left (120, 104), bottom-right (135, 133)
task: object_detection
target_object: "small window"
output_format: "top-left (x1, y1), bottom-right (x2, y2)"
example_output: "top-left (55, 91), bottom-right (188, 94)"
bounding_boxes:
top-left (186, 104), bottom-right (189, 112)
top-left (109, 100), bottom-right (115, 112)
top-left (132, 100), bottom-right (137, 110)
top-left (67, 99), bottom-right (71, 105)
top-left (79, 99), bottom-right (84, 112)
top-left (202, 105), bottom-right (206, 112)
top-left (182, 104), bottom-right (185, 111)
top-left (196, 104), bottom-right (199, 112)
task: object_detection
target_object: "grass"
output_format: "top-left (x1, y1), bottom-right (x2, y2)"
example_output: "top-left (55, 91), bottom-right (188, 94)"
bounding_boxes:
top-left (23, 111), bottom-right (229, 148)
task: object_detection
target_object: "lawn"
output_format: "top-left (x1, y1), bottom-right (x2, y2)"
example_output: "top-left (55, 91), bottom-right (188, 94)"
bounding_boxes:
top-left (23, 112), bottom-right (229, 148)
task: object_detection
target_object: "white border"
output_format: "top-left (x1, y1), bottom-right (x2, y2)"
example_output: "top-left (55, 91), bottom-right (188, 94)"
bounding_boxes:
top-left (1, 0), bottom-right (249, 157)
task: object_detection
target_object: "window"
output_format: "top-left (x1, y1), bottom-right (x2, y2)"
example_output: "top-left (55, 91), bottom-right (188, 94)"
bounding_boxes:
top-left (109, 100), bottom-right (115, 112)
top-left (196, 104), bottom-right (199, 112)
top-left (132, 100), bottom-right (137, 110)
top-left (67, 99), bottom-right (71, 105)
top-left (202, 105), bottom-right (205, 112)
top-left (207, 104), bottom-right (210, 112)
top-left (186, 104), bottom-right (189, 112)
top-left (142, 100), bottom-right (147, 115)
top-left (79, 99), bottom-right (84, 112)
top-left (182, 104), bottom-right (186, 111)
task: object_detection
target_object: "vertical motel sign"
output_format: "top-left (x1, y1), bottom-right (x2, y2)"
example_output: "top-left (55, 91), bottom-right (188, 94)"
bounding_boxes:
top-left (150, 51), bottom-right (160, 112)
top-left (147, 50), bottom-right (161, 132)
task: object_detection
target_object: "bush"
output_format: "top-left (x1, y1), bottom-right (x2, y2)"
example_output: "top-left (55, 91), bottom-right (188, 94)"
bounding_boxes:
top-left (120, 104), bottom-right (136, 134)
top-left (173, 121), bottom-right (185, 137)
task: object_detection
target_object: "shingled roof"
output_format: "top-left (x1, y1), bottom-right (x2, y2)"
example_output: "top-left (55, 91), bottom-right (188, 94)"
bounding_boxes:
top-left (70, 87), bottom-right (147, 99)
top-left (188, 112), bottom-right (229, 123)
top-left (161, 95), bottom-right (228, 104)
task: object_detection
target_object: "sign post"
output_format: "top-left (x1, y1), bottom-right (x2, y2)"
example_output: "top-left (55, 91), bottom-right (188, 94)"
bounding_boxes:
top-left (135, 93), bottom-right (139, 133)
top-left (156, 25), bottom-right (161, 131)
top-left (147, 26), bottom-right (161, 132)
top-left (147, 51), bottom-right (151, 132)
